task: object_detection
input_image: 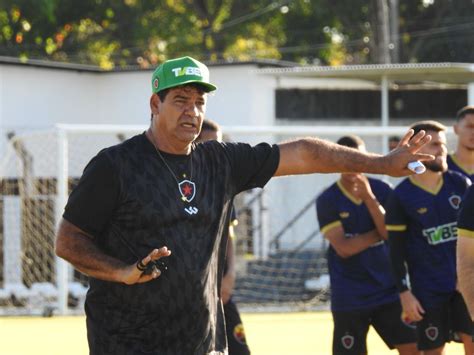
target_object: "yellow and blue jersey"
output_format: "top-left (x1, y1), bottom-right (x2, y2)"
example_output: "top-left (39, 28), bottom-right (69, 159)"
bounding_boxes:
top-left (316, 177), bottom-right (398, 312)
top-left (447, 153), bottom-right (474, 181)
top-left (386, 170), bottom-right (471, 309)
top-left (458, 185), bottom-right (474, 238)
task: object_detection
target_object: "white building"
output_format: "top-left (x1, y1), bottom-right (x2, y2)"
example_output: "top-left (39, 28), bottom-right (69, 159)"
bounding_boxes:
top-left (1, 57), bottom-right (474, 254)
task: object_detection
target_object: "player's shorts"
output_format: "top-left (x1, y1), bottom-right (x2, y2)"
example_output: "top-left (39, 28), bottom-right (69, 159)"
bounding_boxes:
top-left (224, 298), bottom-right (251, 355)
top-left (416, 291), bottom-right (473, 351)
top-left (332, 300), bottom-right (417, 354)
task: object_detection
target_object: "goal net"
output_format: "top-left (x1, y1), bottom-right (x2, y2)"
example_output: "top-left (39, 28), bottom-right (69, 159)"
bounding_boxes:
top-left (0, 124), bottom-right (457, 315)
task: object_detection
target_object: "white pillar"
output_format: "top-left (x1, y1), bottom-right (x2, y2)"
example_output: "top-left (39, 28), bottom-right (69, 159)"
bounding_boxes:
top-left (260, 190), bottom-right (270, 259)
top-left (3, 197), bottom-right (22, 285)
top-left (55, 127), bottom-right (69, 315)
top-left (468, 82), bottom-right (474, 105)
top-left (381, 76), bottom-right (390, 154)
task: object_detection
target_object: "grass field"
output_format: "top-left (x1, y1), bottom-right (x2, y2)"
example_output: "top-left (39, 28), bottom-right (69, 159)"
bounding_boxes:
top-left (0, 312), bottom-right (466, 354)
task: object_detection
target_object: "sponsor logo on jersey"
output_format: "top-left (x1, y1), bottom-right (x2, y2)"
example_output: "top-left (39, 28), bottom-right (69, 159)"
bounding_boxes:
top-left (341, 334), bottom-right (354, 349)
top-left (425, 325), bottom-right (439, 341)
top-left (417, 207), bottom-right (428, 214)
top-left (179, 180), bottom-right (196, 202)
top-left (448, 195), bottom-right (461, 209)
top-left (184, 206), bottom-right (198, 215)
top-left (171, 67), bottom-right (202, 77)
top-left (233, 323), bottom-right (247, 344)
top-left (422, 222), bottom-right (457, 245)
top-left (339, 212), bottom-right (350, 218)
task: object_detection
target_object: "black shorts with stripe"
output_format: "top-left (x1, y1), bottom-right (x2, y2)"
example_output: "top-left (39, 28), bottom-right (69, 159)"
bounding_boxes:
top-left (332, 300), bottom-right (416, 354)
top-left (416, 291), bottom-right (473, 351)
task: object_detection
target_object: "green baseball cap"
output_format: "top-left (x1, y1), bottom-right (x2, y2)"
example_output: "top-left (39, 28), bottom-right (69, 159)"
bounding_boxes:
top-left (151, 56), bottom-right (217, 94)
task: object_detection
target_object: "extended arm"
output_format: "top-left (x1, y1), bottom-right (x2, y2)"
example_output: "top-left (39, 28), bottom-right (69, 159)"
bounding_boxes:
top-left (323, 225), bottom-right (382, 258)
top-left (55, 218), bottom-right (170, 285)
top-left (457, 232), bottom-right (474, 319)
top-left (275, 130), bottom-right (433, 177)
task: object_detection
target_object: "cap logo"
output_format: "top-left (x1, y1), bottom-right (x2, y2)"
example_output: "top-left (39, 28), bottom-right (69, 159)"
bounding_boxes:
top-left (171, 67), bottom-right (202, 77)
top-left (153, 78), bottom-right (159, 89)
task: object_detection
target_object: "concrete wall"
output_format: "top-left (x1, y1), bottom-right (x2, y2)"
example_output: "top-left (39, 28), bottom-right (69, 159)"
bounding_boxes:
top-left (0, 63), bottom-right (278, 135)
top-left (0, 61), bottom-right (463, 253)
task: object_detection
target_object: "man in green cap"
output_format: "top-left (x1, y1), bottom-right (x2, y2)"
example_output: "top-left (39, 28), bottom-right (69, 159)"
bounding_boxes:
top-left (55, 56), bottom-right (435, 354)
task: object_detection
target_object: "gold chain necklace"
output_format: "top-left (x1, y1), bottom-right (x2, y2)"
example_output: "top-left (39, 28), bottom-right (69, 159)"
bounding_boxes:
top-left (147, 130), bottom-right (195, 203)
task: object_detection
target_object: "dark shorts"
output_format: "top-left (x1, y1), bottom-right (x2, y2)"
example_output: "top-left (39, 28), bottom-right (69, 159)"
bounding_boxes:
top-left (332, 300), bottom-right (417, 355)
top-left (416, 291), bottom-right (473, 351)
top-left (224, 299), bottom-right (251, 355)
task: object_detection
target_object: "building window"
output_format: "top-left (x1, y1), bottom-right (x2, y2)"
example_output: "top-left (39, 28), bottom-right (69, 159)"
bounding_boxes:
top-left (276, 89), bottom-right (467, 120)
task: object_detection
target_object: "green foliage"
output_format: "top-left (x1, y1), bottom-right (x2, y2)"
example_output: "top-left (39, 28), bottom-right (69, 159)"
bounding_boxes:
top-left (0, 0), bottom-right (472, 68)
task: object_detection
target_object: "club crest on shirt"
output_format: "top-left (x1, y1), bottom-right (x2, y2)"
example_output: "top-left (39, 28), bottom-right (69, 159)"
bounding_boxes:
top-left (448, 195), bottom-right (461, 210)
top-left (179, 180), bottom-right (196, 202)
top-left (425, 325), bottom-right (438, 341)
top-left (341, 335), bottom-right (354, 349)
top-left (339, 212), bottom-right (350, 219)
top-left (233, 324), bottom-right (247, 344)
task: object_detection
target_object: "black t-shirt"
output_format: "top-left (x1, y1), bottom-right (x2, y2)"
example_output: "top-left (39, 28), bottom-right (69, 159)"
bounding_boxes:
top-left (63, 133), bottom-right (279, 355)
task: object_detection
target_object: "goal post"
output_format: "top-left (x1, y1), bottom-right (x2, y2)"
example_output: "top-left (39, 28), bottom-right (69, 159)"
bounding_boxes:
top-left (0, 124), bottom-right (456, 315)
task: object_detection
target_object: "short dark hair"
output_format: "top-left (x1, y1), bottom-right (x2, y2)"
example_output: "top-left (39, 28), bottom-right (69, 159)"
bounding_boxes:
top-left (337, 135), bottom-right (365, 149)
top-left (389, 135), bottom-right (400, 143)
top-left (196, 118), bottom-right (221, 142)
top-left (409, 120), bottom-right (446, 136)
top-left (201, 118), bottom-right (220, 133)
top-left (456, 105), bottom-right (474, 121)
top-left (156, 88), bottom-right (170, 102)
top-left (156, 83), bottom-right (208, 102)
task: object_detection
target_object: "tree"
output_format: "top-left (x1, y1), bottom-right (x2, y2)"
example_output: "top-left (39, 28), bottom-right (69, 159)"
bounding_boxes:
top-left (0, 0), bottom-right (472, 68)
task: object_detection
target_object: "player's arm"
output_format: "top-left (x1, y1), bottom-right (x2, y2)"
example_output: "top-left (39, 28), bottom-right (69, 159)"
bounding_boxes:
top-left (54, 153), bottom-right (170, 285)
top-left (386, 193), bottom-right (425, 321)
top-left (456, 186), bottom-right (474, 319)
top-left (55, 219), bottom-right (170, 285)
top-left (274, 129), bottom-right (433, 178)
top-left (364, 197), bottom-right (387, 239)
top-left (351, 175), bottom-right (388, 239)
top-left (322, 224), bottom-right (382, 258)
top-left (317, 192), bottom-right (382, 257)
top-left (221, 225), bottom-right (236, 304)
top-left (388, 229), bottom-right (425, 321)
top-left (457, 231), bottom-right (474, 319)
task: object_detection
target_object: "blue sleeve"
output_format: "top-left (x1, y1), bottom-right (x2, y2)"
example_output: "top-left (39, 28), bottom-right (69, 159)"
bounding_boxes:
top-left (385, 191), bottom-right (409, 231)
top-left (385, 191), bottom-right (410, 292)
top-left (316, 190), bottom-right (341, 234)
top-left (458, 185), bottom-right (474, 233)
